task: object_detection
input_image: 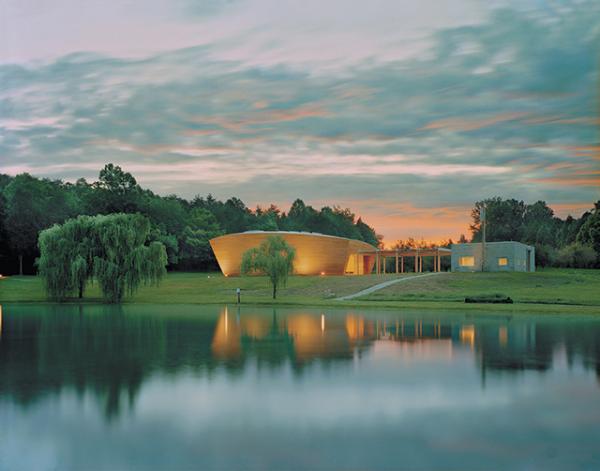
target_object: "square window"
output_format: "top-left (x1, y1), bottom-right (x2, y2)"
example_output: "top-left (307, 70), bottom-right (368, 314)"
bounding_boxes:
top-left (498, 257), bottom-right (508, 266)
top-left (459, 256), bottom-right (475, 267)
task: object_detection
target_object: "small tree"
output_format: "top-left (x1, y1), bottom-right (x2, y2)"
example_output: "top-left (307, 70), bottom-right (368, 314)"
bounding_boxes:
top-left (555, 242), bottom-right (596, 268)
top-left (241, 236), bottom-right (295, 299)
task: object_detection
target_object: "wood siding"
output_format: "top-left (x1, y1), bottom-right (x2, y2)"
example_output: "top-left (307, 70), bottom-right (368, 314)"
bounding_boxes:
top-left (210, 231), bottom-right (376, 276)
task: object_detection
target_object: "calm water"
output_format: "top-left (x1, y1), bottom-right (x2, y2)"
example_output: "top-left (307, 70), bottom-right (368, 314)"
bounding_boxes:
top-left (1, 304), bottom-right (600, 470)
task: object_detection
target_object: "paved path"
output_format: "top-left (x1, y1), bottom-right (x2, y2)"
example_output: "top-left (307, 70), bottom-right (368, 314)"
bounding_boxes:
top-left (335, 272), bottom-right (444, 301)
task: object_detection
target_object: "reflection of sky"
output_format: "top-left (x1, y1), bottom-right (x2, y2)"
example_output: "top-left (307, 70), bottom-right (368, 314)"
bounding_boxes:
top-left (2, 305), bottom-right (600, 469)
top-left (1, 0), bottom-right (599, 242)
top-left (2, 348), bottom-right (600, 470)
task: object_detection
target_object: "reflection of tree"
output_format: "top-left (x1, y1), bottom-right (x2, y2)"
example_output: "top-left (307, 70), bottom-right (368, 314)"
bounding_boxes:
top-left (0, 305), bottom-right (165, 419)
top-left (474, 321), bottom-right (600, 382)
top-left (476, 323), bottom-right (553, 372)
top-left (0, 305), bottom-right (219, 420)
top-left (2, 305), bottom-right (600, 422)
top-left (240, 310), bottom-right (296, 369)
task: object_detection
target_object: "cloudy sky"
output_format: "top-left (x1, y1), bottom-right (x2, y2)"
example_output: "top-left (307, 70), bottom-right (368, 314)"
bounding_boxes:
top-left (1, 0), bottom-right (599, 243)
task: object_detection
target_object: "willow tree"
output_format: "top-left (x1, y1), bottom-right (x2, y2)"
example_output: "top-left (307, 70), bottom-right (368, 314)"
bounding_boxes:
top-left (38, 216), bottom-right (95, 300)
top-left (93, 213), bottom-right (167, 303)
top-left (241, 235), bottom-right (295, 299)
top-left (38, 213), bottom-right (167, 302)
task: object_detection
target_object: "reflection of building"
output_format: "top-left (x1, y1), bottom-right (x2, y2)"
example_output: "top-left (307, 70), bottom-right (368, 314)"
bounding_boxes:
top-left (210, 309), bottom-right (471, 366)
top-left (451, 241), bottom-right (535, 272)
top-left (476, 322), bottom-right (553, 372)
top-left (209, 231), bottom-right (377, 276)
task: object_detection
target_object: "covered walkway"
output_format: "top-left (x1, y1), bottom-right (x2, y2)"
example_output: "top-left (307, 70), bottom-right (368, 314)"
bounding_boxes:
top-left (359, 247), bottom-right (452, 274)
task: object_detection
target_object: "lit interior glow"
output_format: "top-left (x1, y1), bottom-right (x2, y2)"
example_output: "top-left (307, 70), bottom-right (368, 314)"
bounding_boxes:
top-left (459, 256), bottom-right (475, 267)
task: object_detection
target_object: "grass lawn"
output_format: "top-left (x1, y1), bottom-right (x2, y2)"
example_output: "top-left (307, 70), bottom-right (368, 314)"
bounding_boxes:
top-left (0, 272), bottom-right (409, 305)
top-left (1, 268), bottom-right (599, 314)
top-left (363, 268), bottom-right (600, 306)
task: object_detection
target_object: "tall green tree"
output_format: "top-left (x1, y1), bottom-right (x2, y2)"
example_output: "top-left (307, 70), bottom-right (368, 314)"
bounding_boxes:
top-left (576, 201), bottom-right (600, 262)
top-left (90, 164), bottom-right (141, 214)
top-left (179, 208), bottom-right (223, 268)
top-left (470, 197), bottom-right (527, 242)
top-left (522, 201), bottom-right (557, 246)
top-left (93, 213), bottom-right (167, 302)
top-left (4, 174), bottom-right (74, 274)
top-left (241, 235), bottom-right (295, 299)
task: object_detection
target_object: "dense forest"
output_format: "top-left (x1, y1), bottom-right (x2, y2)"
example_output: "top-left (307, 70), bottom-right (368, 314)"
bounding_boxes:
top-left (0, 164), bottom-right (380, 275)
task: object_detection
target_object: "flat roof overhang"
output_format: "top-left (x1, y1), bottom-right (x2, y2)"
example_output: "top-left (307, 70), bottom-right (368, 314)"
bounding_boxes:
top-left (357, 247), bottom-right (452, 257)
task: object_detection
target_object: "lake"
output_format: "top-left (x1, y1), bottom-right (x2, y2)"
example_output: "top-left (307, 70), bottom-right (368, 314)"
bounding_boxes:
top-left (1, 304), bottom-right (600, 470)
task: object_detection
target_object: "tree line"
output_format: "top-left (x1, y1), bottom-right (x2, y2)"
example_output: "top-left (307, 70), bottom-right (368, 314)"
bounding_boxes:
top-left (386, 198), bottom-right (600, 270)
top-left (468, 197), bottom-right (600, 268)
top-left (0, 163), bottom-right (381, 275)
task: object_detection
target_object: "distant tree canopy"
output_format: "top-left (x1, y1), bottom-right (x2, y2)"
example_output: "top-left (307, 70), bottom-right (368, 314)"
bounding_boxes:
top-left (241, 236), bottom-right (296, 299)
top-left (469, 197), bottom-right (600, 268)
top-left (38, 213), bottom-right (167, 302)
top-left (0, 164), bottom-right (380, 274)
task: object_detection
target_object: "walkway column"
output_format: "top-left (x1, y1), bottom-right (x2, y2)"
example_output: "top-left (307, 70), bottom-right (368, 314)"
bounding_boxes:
top-left (395, 250), bottom-right (399, 274)
top-left (414, 251), bottom-right (418, 273)
top-left (376, 252), bottom-right (380, 274)
top-left (401, 256), bottom-right (404, 273)
top-left (383, 256), bottom-right (386, 274)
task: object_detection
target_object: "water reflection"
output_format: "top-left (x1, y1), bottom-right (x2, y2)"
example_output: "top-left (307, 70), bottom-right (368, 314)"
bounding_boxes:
top-left (2, 304), bottom-right (600, 470)
top-left (2, 304), bottom-right (599, 420)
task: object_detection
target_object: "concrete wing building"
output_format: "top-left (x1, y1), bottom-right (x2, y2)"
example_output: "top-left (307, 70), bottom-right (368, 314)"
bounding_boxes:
top-left (451, 241), bottom-right (535, 272)
top-left (210, 231), bottom-right (377, 276)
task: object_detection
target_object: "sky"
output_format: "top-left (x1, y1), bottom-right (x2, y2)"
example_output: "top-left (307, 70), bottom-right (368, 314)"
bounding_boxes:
top-left (0, 0), bottom-right (599, 244)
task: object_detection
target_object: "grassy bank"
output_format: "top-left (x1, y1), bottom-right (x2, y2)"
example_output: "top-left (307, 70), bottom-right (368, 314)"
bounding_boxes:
top-left (363, 269), bottom-right (600, 306)
top-left (1, 269), bottom-right (599, 313)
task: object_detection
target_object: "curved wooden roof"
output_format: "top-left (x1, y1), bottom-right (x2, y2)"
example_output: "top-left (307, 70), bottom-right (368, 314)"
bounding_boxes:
top-left (210, 231), bottom-right (376, 276)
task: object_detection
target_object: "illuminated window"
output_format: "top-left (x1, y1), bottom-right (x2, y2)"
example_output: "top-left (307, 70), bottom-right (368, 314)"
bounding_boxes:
top-left (459, 256), bottom-right (475, 267)
top-left (498, 257), bottom-right (508, 266)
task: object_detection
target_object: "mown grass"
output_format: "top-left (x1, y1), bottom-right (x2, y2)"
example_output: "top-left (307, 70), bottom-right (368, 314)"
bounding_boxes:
top-left (1, 269), bottom-right (599, 314)
top-left (363, 268), bottom-right (600, 306)
top-left (0, 272), bottom-right (408, 304)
